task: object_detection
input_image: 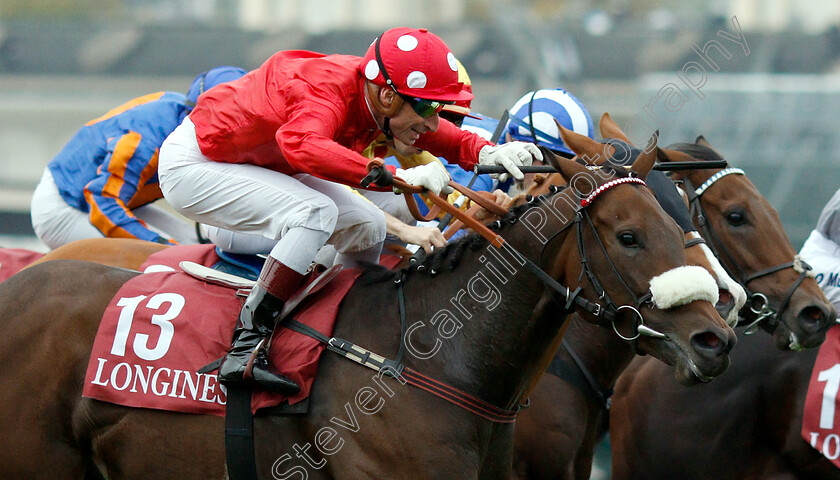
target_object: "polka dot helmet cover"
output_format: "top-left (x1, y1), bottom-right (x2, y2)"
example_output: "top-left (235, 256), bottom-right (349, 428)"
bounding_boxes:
top-left (360, 27), bottom-right (473, 103)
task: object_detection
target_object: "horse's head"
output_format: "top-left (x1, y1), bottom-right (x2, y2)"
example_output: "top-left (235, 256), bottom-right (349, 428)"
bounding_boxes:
top-left (529, 123), bottom-right (736, 385)
top-left (659, 136), bottom-right (836, 350)
top-left (599, 113), bottom-right (747, 326)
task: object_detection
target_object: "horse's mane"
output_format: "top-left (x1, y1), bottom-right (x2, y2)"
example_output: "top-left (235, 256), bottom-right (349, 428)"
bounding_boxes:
top-left (360, 163), bottom-right (634, 285)
top-left (358, 203), bottom-right (535, 285)
top-left (666, 142), bottom-right (724, 162)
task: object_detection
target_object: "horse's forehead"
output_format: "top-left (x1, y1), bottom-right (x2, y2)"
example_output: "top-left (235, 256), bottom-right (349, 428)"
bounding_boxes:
top-left (593, 185), bottom-right (671, 226)
top-left (704, 174), bottom-right (760, 208)
top-left (600, 181), bottom-right (656, 207)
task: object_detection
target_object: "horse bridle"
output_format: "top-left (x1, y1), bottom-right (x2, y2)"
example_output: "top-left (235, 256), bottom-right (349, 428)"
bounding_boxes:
top-left (681, 167), bottom-right (814, 334)
top-left (344, 165), bottom-right (676, 421)
top-left (534, 175), bottom-right (665, 343)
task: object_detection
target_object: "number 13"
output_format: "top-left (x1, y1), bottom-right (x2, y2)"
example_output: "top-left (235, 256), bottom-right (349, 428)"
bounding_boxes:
top-left (110, 293), bottom-right (185, 361)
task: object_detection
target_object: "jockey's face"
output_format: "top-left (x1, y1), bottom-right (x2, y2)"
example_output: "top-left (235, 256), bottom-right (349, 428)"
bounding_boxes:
top-left (374, 85), bottom-right (440, 147)
top-left (389, 137), bottom-right (422, 156)
top-left (387, 99), bottom-right (440, 147)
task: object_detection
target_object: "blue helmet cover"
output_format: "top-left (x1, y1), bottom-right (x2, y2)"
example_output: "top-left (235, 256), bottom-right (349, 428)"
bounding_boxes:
top-left (504, 88), bottom-right (594, 155)
top-left (186, 66), bottom-right (248, 104)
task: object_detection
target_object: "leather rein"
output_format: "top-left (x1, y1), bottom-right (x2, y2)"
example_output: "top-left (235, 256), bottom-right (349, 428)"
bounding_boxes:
top-left (315, 161), bottom-right (670, 423)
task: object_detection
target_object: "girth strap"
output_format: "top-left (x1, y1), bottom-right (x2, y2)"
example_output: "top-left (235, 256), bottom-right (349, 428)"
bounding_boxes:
top-left (283, 319), bottom-right (405, 375)
top-left (225, 386), bottom-right (257, 480)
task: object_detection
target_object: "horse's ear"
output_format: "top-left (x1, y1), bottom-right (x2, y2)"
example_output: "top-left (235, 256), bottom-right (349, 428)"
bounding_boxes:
top-left (657, 147), bottom-right (696, 163)
top-left (694, 134), bottom-right (725, 158)
top-left (542, 146), bottom-right (562, 171)
top-left (555, 119), bottom-right (604, 162)
top-left (656, 146), bottom-right (670, 163)
top-left (632, 131), bottom-right (658, 180)
top-left (552, 153), bottom-right (590, 182)
top-left (598, 112), bottom-right (631, 143)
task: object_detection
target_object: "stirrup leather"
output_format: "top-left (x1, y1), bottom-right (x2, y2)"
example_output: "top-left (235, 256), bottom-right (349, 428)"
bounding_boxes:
top-left (241, 338), bottom-right (267, 381)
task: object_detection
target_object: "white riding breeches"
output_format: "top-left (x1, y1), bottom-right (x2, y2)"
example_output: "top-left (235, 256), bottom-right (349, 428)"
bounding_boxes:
top-left (359, 189), bottom-right (415, 226)
top-left (158, 117), bottom-right (386, 273)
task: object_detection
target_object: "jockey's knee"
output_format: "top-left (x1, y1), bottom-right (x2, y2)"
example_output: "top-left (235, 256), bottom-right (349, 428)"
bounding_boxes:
top-left (284, 197), bottom-right (339, 239)
top-left (333, 210), bottom-right (387, 253)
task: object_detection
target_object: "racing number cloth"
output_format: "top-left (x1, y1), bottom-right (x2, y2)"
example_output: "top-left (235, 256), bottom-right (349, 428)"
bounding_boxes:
top-left (803, 324), bottom-right (840, 466)
top-left (0, 248), bottom-right (45, 283)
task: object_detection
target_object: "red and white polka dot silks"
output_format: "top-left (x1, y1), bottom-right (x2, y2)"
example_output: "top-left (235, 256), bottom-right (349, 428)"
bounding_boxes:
top-left (359, 27), bottom-right (473, 102)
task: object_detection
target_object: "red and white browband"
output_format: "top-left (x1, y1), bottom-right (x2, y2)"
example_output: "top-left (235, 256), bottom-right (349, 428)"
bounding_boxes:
top-left (580, 177), bottom-right (647, 207)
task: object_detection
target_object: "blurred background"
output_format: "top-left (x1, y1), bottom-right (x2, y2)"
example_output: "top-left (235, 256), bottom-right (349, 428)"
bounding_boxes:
top-left (0, 0), bottom-right (837, 254)
top-left (1, 1), bottom-right (837, 477)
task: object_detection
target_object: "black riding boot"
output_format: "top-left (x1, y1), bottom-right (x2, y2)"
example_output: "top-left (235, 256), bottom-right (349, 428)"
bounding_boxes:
top-left (218, 258), bottom-right (302, 394)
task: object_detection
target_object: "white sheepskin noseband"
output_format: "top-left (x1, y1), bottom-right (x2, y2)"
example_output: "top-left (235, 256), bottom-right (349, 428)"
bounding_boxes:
top-left (649, 265), bottom-right (719, 310)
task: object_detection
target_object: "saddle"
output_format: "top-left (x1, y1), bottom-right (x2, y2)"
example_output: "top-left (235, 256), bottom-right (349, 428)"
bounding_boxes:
top-left (211, 248), bottom-right (265, 281)
top-left (181, 258), bottom-right (343, 325)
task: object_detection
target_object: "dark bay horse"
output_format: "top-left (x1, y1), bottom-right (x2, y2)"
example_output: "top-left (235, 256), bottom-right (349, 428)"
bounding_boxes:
top-left (608, 138), bottom-right (838, 480)
top-left (610, 329), bottom-right (837, 480)
top-left (511, 115), bottom-right (746, 480)
top-left (0, 149), bottom-right (735, 479)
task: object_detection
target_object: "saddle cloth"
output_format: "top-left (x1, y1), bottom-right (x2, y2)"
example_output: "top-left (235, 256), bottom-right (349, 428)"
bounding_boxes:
top-left (0, 248), bottom-right (45, 283)
top-left (802, 324), bottom-right (840, 467)
top-left (83, 244), bottom-right (396, 415)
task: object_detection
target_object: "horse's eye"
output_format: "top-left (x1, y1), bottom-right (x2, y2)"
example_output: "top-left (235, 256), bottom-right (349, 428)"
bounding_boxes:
top-left (726, 210), bottom-right (747, 226)
top-left (618, 232), bottom-right (638, 247)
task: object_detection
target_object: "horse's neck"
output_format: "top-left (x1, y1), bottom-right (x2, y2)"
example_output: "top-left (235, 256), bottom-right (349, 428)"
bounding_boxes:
top-left (563, 315), bottom-right (635, 392)
top-left (405, 229), bottom-right (574, 410)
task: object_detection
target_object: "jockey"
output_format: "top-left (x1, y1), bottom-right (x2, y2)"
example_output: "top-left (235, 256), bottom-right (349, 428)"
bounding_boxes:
top-left (495, 87), bottom-right (596, 195)
top-left (362, 59), bottom-right (504, 250)
top-left (30, 66), bottom-right (247, 249)
top-left (502, 87), bottom-right (595, 158)
top-left (800, 188), bottom-right (840, 309)
top-left (157, 27), bottom-right (542, 394)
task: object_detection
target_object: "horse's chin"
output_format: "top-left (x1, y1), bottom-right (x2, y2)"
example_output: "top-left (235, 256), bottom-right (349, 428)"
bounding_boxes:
top-left (772, 328), bottom-right (798, 351)
top-left (772, 326), bottom-right (824, 351)
top-left (644, 338), bottom-right (729, 386)
top-left (674, 360), bottom-right (718, 386)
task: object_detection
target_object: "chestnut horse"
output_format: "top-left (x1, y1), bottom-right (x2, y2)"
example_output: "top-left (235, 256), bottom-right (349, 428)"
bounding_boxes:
top-left (0, 148), bottom-right (735, 479)
top-left (25, 238), bottom-right (169, 270)
top-left (608, 138), bottom-right (838, 480)
top-left (661, 137), bottom-right (834, 350)
top-left (510, 115), bottom-right (747, 480)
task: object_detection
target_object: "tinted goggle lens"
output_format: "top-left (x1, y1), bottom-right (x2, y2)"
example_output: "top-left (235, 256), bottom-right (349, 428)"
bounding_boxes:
top-left (403, 95), bottom-right (447, 118)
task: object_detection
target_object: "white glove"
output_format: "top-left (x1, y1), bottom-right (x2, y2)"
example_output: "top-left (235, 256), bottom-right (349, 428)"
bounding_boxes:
top-left (478, 142), bottom-right (543, 182)
top-left (396, 162), bottom-right (452, 195)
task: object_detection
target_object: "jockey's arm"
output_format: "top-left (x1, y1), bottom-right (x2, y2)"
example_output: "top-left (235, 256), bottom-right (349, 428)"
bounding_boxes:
top-left (385, 212), bottom-right (446, 254)
top-left (84, 132), bottom-right (176, 244)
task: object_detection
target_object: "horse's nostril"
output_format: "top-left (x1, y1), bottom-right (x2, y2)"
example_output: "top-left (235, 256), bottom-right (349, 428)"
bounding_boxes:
top-left (692, 331), bottom-right (722, 352)
top-left (800, 305), bottom-right (827, 327)
top-left (717, 289), bottom-right (733, 308)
